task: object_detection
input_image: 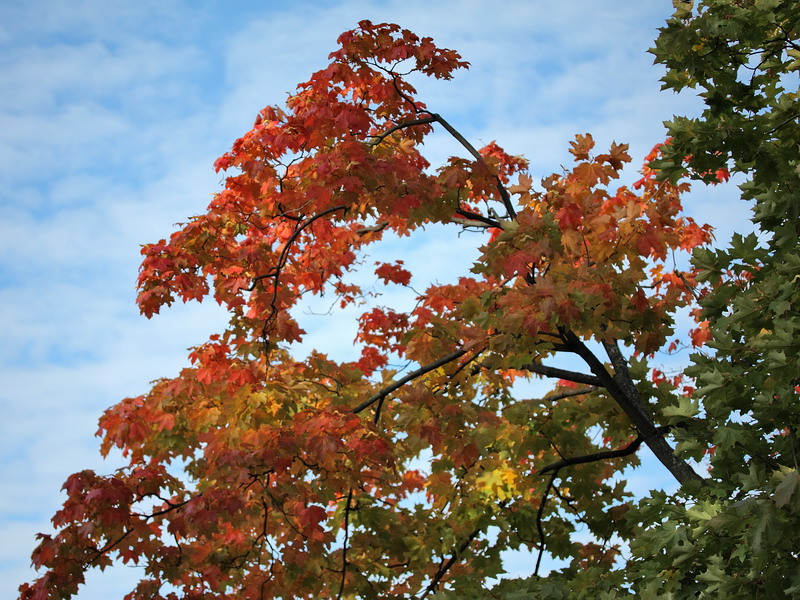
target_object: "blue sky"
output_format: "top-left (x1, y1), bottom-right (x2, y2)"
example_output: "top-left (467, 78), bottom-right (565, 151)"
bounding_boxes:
top-left (0, 1), bottom-right (754, 598)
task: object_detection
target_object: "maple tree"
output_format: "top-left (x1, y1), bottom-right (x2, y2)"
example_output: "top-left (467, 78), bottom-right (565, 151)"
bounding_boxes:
top-left (619, 1), bottom-right (800, 597)
top-left (19, 11), bottom-right (797, 599)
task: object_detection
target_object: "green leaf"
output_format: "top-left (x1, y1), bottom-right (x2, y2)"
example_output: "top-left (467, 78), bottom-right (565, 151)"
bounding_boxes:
top-left (751, 504), bottom-right (777, 553)
top-left (773, 470), bottom-right (800, 509)
top-left (662, 395), bottom-right (700, 419)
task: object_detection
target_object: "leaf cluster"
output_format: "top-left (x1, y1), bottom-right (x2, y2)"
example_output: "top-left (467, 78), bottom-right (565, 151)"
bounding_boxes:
top-left (20, 12), bottom-right (800, 599)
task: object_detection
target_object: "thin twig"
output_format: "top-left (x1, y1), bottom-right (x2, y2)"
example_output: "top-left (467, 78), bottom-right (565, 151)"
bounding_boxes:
top-left (418, 509), bottom-right (501, 600)
top-left (248, 205), bottom-right (348, 292)
top-left (675, 270), bottom-right (700, 301)
top-left (88, 528), bottom-right (134, 566)
top-left (534, 470), bottom-right (558, 577)
top-left (336, 489), bottom-right (354, 600)
top-left (247, 205), bottom-right (348, 354)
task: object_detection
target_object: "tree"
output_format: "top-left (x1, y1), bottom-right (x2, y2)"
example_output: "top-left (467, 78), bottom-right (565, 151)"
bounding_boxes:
top-left (18, 13), bottom-right (792, 599)
top-left (617, 0), bottom-right (800, 597)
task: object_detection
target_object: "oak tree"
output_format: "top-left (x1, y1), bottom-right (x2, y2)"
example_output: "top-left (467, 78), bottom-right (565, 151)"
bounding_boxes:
top-left (20, 13), bottom-right (792, 598)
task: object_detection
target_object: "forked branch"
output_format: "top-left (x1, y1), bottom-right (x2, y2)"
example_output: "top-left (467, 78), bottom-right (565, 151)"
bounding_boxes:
top-left (561, 331), bottom-right (704, 486)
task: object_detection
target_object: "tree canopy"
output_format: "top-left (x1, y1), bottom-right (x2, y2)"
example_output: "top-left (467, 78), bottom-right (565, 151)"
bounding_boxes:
top-left (628, 0), bottom-right (800, 596)
top-left (20, 2), bottom-right (800, 598)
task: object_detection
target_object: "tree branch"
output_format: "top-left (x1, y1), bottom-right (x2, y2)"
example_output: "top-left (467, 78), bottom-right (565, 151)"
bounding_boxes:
top-left (376, 86), bottom-right (517, 222)
top-left (449, 216), bottom-right (493, 229)
top-left (429, 113), bottom-right (517, 220)
top-left (522, 363), bottom-right (603, 387)
top-left (419, 525), bottom-right (483, 599)
top-left (336, 489), bottom-right (353, 600)
top-left (533, 470), bottom-right (558, 577)
top-left (536, 426), bottom-right (671, 476)
top-left (88, 528), bottom-right (134, 566)
top-left (366, 107), bottom-right (517, 223)
top-left (357, 222), bottom-right (388, 235)
top-left (247, 205), bottom-right (348, 353)
top-left (415, 422), bottom-right (672, 594)
top-left (351, 348), bottom-right (468, 414)
top-left (561, 331), bottom-right (703, 486)
top-left (417, 501), bottom-right (509, 600)
top-left (367, 116), bottom-right (438, 146)
top-left (455, 208), bottom-right (502, 229)
top-left (544, 387), bottom-right (597, 402)
top-left (600, 339), bottom-right (703, 485)
top-left (248, 205), bottom-right (349, 292)
top-left (415, 422), bottom-right (677, 592)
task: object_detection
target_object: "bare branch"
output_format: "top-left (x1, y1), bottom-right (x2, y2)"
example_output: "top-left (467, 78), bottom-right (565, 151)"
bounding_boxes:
top-left (357, 222), bottom-right (388, 235)
top-left (449, 217), bottom-right (493, 229)
top-left (455, 207), bottom-right (501, 228)
top-left (544, 387), bottom-right (597, 402)
top-left (522, 363), bottom-right (603, 387)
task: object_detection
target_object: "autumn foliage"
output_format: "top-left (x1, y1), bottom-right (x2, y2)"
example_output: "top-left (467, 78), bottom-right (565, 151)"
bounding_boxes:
top-left (21, 20), bottom-right (735, 600)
